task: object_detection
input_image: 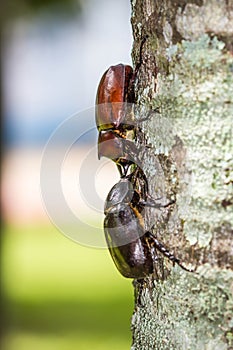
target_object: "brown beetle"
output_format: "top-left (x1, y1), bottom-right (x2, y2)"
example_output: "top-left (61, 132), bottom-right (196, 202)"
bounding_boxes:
top-left (95, 37), bottom-right (150, 177)
top-left (96, 64), bottom-right (134, 131)
top-left (96, 64), bottom-right (137, 177)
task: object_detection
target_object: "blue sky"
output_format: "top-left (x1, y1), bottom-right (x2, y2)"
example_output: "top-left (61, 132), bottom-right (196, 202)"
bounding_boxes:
top-left (3, 0), bottom-right (132, 146)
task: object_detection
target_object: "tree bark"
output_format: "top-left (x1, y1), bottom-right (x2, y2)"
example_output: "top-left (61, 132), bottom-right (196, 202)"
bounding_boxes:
top-left (130, 0), bottom-right (233, 349)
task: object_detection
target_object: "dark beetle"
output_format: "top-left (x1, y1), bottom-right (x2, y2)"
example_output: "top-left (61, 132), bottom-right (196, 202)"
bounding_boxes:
top-left (104, 168), bottom-right (192, 279)
top-left (104, 169), bottom-right (153, 278)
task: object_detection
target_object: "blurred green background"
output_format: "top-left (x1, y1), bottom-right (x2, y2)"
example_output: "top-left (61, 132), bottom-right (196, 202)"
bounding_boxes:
top-left (2, 224), bottom-right (133, 350)
top-left (1, 0), bottom-right (134, 349)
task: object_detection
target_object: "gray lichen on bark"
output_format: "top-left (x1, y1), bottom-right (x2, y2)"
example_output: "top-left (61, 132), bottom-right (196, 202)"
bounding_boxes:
top-left (130, 0), bottom-right (233, 349)
top-left (132, 267), bottom-right (233, 350)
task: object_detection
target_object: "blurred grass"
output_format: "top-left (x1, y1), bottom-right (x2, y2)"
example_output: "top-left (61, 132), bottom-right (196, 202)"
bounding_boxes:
top-left (1, 224), bottom-right (134, 350)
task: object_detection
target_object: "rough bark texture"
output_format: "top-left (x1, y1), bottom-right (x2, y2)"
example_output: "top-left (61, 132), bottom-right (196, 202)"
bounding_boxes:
top-left (130, 0), bottom-right (233, 349)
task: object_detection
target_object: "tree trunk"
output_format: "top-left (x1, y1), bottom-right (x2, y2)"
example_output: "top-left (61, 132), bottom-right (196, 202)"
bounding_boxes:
top-left (130, 1), bottom-right (233, 349)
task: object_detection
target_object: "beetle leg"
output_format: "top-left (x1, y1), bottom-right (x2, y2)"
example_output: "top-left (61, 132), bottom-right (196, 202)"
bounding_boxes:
top-left (136, 108), bottom-right (155, 122)
top-left (145, 232), bottom-right (166, 281)
top-left (139, 197), bottom-right (175, 209)
top-left (116, 164), bottom-right (124, 178)
top-left (147, 233), bottom-right (194, 273)
top-left (148, 240), bottom-right (160, 280)
top-left (117, 162), bottom-right (132, 178)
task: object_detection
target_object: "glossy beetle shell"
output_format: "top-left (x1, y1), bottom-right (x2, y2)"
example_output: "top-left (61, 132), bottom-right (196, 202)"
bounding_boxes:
top-left (104, 175), bottom-right (153, 279)
top-left (97, 131), bottom-right (124, 161)
top-left (104, 177), bottom-right (134, 212)
top-left (96, 64), bottom-right (133, 131)
top-left (97, 130), bottom-right (140, 174)
top-left (104, 203), bottom-right (154, 279)
top-left (103, 168), bottom-right (193, 278)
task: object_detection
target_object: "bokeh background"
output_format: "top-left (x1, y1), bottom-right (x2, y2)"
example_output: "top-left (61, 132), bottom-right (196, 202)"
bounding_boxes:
top-left (1, 0), bottom-right (135, 349)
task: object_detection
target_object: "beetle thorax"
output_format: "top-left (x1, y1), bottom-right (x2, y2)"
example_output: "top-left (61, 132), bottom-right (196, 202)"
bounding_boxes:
top-left (104, 179), bottom-right (135, 213)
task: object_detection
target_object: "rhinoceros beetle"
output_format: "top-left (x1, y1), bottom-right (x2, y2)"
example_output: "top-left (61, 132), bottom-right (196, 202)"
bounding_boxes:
top-left (95, 37), bottom-right (149, 177)
top-left (104, 167), bottom-right (193, 279)
top-left (95, 64), bottom-right (134, 131)
top-left (95, 63), bottom-right (152, 177)
top-left (96, 64), bottom-right (136, 177)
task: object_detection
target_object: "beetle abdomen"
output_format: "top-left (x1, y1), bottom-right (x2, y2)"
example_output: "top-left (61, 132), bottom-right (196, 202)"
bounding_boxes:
top-left (104, 205), bottom-right (153, 279)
